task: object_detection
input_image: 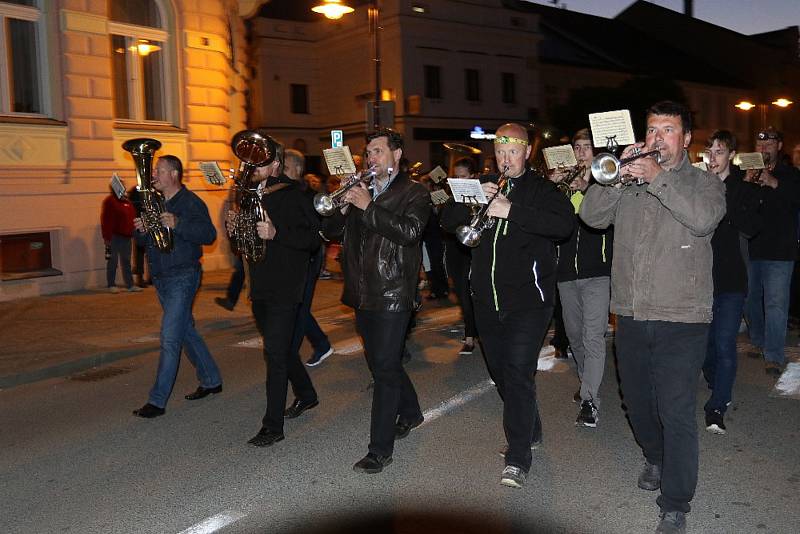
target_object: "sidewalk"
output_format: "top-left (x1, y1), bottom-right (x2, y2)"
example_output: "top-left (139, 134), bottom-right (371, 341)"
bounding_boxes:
top-left (0, 269), bottom-right (344, 390)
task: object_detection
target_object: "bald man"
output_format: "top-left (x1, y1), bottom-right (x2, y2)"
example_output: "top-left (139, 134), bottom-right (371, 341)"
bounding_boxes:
top-left (441, 123), bottom-right (574, 488)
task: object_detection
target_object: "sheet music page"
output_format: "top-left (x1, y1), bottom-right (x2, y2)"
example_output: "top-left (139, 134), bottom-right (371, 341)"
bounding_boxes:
top-left (110, 173), bottom-right (126, 199)
top-left (429, 165), bottom-right (447, 183)
top-left (542, 145), bottom-right (578, 170)
top-left (735, 152), bottom-right (765, 170)
top-left (447, 178), bottom-right (488, 204)
top-left (200, 161), bottom-right (226, 185)
top-left (430, 189), bottom-right (450, 205)
top-left (323, 146), bottom-right (357, 176)
top-left (589, 110), bottom-right (635, 148)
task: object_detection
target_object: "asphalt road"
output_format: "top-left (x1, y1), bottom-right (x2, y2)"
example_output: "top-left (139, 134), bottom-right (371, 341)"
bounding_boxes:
top-left (1, 297), bottom-right (798, 534)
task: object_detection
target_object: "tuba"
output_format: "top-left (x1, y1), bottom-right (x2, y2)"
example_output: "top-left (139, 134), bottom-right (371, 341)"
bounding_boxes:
top-left (455, 166), bottom-right (511, 247)
top-left (228, 129), bottom-right (276, 263)
top-left (123, 138), bottom-right (173, 252)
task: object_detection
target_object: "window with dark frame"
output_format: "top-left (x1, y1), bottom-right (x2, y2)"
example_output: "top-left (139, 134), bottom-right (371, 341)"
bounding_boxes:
top-left (501, 72), bottom-right (516, 104)
top-left (465, 69), bottom-right (480, 102)
top-left (290, 84), bottom-right (309, 114)
top-left (424, 65), bottom-right (441, 99)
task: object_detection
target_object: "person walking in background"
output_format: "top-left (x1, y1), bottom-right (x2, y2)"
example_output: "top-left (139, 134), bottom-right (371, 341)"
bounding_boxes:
top-left (101, 186), bottom-right (141, 293)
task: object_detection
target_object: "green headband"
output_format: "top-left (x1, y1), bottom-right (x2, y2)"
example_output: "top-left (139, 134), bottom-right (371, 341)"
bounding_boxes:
top-left (494, 135), bottom-right (529, 146)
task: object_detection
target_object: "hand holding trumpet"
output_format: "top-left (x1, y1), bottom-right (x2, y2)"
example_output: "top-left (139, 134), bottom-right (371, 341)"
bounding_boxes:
top-left (620, 143), bottom-right (662, 184)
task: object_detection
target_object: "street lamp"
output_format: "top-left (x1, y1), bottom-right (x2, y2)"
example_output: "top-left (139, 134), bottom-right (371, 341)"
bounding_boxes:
top-left (735, 98), bottom-right (793, 128)
top-left (313, 0), bottom-right (382, 131)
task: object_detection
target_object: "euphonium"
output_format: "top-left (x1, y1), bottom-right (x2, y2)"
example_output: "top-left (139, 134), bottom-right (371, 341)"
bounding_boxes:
top-left (313, 165), bottom-right (385, 216)
top-left (228, 129), bottom-right (276, 263)
top-left (455, 166), bottom-right (511, 248)
top-left (123, 138), bottom-right (173, 252)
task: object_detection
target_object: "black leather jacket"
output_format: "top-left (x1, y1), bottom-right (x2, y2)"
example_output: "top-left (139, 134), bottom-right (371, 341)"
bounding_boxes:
top-left (322, 172), bottom-right (430, 311)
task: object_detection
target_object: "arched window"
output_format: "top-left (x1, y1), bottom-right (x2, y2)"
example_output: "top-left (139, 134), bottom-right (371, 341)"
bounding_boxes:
top-left (0, 0), bottom-right (50, 116)
top-left (109, 0), bottom-right (173, 123)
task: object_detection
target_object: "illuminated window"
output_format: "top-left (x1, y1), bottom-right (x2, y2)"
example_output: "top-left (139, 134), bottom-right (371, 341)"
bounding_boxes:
top-left (109, 0), bottom-right (172, 123)
top-left (0, 0), bottom-right (49, 116)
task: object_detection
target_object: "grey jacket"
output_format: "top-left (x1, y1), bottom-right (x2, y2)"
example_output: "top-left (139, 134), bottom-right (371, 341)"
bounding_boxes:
top-left (579, 152), bottom-right (726, 323)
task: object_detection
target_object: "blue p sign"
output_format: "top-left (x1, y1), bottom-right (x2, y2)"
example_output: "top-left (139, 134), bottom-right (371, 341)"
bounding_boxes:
top-left (331, 130), bottom-right (343, 148)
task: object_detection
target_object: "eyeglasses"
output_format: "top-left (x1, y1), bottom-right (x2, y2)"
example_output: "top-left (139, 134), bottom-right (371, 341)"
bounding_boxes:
top-left (757, 131), bottom-right (781, 141)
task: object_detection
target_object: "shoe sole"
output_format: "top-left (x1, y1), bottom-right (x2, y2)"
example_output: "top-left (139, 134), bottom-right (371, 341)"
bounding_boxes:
top-left (353, 457), bottom-right (392, 474)
top-left (306, 348), bottom-right (334, 367)
top-left (575, 420), bottom-right (598, 428)
top-left (638, 481), bottom-right (660, 491)
top-left (500, 477), bottom-right (524, 488)
top-left (706, 424), bottom-right (726, 435)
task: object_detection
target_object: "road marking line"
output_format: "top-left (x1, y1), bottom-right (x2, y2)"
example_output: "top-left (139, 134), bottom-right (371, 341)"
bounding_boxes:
top-left (774, 362), bottom-right (800, 398)
top-left (419, 379), bottom-right (495, 427)
top-left (177, 510), bottom-right (246, 534)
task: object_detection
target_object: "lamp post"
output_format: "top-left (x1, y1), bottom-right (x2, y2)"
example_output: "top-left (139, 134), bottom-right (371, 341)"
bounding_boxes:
top-left (313, 0), bottom-right (382, 131)
top-left (735, 98), bottom-right (793, 129)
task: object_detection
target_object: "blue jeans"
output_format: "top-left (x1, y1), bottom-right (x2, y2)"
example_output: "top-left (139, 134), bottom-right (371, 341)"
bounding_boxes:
top-left (149, 268), bottom-right (222, 408)
top-left (745, 260), bottom-right (794, 365)
top-left (107, 235), bottom-right (133, 288)
top-left (703, 292), bottom-right (746, 414)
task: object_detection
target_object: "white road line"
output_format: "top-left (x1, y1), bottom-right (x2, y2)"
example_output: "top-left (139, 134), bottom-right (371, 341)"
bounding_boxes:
top-left (419, 379), bottom-right (496, 427)
top-left (774, 362), bottom-right (800, 398)
top-left (177, 510), bottom-right (246, 534)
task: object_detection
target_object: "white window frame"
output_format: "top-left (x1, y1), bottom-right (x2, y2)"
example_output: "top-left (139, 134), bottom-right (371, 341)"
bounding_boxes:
top-left (0, 1), bottom-right (51, 118)
top-left (108, 2), bottom-right (175, 126)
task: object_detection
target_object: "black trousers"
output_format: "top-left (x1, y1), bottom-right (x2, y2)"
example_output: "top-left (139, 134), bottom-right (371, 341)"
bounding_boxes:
top-left (252, 299), bottom-right (317, 434)
top-left (616, 316), bottom-right (708, 514)
top-left (355, 309), bottom-right (422, 457)
top-left (474, 300), bottom-right (550, 472)
top-left (445, 238), bottom-right (477, 338)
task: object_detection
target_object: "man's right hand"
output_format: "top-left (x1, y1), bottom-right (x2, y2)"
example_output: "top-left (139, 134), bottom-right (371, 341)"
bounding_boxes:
top-left (225, 210), bottom-right (236, 235)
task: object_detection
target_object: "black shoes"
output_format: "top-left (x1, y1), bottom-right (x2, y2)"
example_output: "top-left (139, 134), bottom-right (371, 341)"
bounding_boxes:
top-left (705, 409), bottom-right (727, 434)
top-left (395, 415), bottom-right (424, 439)
top-left (353, 453), bottom-right (393, 474)
top-left (459, 342), bottom-right (474, 355)
top-left (214, 297), bottom-right (235, 311)
top-left (185, 385), bottom-right (222, 400)
top-left (247, 428), bottom-right (285, 447)
top-left (638, 461), bottom-right (662, 491)
top-left (656, 511), bottom-right (686, 533)
top-left (284, 398), bottom-right (319, 419)
top-left (133, 403), bottom-right (165, 418)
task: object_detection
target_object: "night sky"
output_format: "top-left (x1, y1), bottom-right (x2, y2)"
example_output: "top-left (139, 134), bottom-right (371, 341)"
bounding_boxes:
top-left (523, 0), bottom-right (800, 36)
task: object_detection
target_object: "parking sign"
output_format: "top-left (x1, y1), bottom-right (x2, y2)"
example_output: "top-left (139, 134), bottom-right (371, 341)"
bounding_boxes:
top-left (331, 130), bottom-right (343, 148)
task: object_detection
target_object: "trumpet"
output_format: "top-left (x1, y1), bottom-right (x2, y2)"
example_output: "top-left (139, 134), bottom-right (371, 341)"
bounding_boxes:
top-left (590, 147), bottom-right (661, 186)
top-left (555, 164), bottom-right (586, 196)
top-left (455, 166), bottom-right (511, 248)
top-left (313, 165), bottom-right (388, 216)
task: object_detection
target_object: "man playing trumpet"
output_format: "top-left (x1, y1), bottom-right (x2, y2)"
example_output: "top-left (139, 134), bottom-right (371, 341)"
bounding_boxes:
top-left (580, 101), bottom-right (725, 534)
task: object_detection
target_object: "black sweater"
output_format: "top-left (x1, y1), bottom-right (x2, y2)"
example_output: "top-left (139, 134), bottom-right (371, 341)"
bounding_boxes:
top-left (440, 169), bottom-right (574, 311)
top-left (712, 168), bottom-right (763, 295)
top-left (747, 162), bottom-right (800, 261)
top-left (247, 175), bottom-right (321, 303)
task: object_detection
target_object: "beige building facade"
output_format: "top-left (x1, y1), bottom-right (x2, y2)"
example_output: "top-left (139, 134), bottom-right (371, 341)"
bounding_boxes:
top-left (0, 0), bottom-right (267, 300)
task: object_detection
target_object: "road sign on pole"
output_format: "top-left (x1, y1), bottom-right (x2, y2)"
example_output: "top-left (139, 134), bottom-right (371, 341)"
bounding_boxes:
top-left (331, 130), bottom-right (344, 148)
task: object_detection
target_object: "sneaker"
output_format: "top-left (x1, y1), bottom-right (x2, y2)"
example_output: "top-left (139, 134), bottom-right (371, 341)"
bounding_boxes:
top-left (765, 361), bottom-right (783, 376)
top-left (500, 465), bottom-right (527, 488)
top-left (705, 410), bottom-right (726, 435)
top-left (638, 461), bottom-right (661, 491)
top-left (318, 270), bottom-right (333, 280)
top-left (655, 511), bottom-right (686, 534)
top-left (306, 347), bottom-right (334, 367)
top-left (109, 286), bottom-right (120, 294)
top-left (127, 285), bottom-right (143, 292)
top-left (458, 342), bottom-right (474, 355)
top-left (575, 400), bottom-right (598, 428)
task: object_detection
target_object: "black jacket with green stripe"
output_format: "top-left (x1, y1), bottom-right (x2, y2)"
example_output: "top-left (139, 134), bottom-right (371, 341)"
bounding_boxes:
top-left (441, 169), bottom-right (574, 312)
top-left (556, 186), bottom-right (614, 283)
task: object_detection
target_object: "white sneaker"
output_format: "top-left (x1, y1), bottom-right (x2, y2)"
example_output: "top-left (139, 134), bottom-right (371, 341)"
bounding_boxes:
top-left (127, 286), bottom-right (143, 293)
top-left (500, 465), bottom-right (526, 488)
top-left (109, 286), bottom-right (120, 294)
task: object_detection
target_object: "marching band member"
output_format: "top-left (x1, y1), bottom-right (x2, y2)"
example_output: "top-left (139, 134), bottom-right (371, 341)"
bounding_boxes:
top-left (549, 128), bottom-right (613, 428)
top-left (322, 128), bottom-right (430, 474)
top-left (441, 123), bottom-right (574, 488)
top-left (580, 101), bottom-right (725, 534)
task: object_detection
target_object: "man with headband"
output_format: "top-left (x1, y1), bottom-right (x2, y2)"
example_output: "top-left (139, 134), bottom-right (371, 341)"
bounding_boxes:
top-left (442, 123), bottom-right (574, 488)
